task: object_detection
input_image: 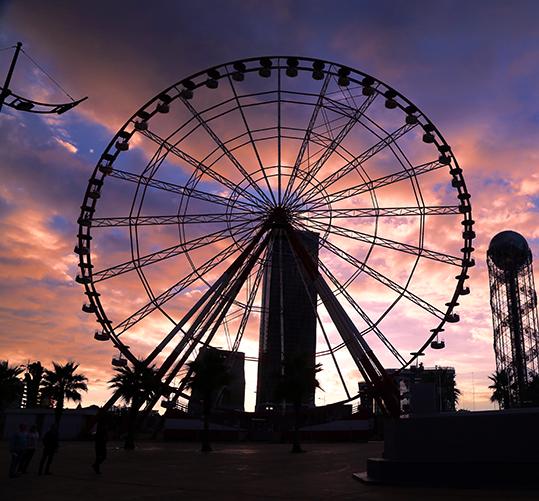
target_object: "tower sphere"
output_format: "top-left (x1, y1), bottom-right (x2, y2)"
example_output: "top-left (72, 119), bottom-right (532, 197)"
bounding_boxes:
top-left (488, 230), bottom-right (530, 271)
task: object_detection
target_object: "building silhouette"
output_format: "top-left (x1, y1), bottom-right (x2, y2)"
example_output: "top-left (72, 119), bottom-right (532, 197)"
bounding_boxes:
top-left (487, 230), bottom-right (539, 407)
top-left (255, 230), bottom-right (319, 412)
top-left (361, 365), bottom-right (458, 415)
top-left (187, 347), bottom-right (245, 415)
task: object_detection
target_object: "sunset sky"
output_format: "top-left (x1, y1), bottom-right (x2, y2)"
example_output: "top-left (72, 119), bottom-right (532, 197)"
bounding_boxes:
top-left (1, 0), bottom-right (539, 412)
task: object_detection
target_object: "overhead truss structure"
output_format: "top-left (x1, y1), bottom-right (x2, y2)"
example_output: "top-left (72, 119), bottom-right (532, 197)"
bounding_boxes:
top-left (0, 42), bottom-right (86, 114)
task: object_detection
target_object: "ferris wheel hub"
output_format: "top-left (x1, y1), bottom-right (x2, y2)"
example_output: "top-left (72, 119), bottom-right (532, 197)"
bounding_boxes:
top-left (268, 206), bottom-right (292, 227)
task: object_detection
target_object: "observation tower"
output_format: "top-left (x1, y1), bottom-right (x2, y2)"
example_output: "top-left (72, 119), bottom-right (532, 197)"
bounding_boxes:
top-left (487, 230), bottom-right (539, 407)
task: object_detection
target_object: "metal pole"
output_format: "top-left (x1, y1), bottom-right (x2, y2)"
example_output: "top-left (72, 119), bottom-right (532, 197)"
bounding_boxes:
top-left (0, 42), bottom-right (22, 113)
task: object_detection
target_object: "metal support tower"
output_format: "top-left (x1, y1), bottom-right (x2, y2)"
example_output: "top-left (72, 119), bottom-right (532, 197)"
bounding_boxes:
top-left (487, 230), bottom-right (539, 408)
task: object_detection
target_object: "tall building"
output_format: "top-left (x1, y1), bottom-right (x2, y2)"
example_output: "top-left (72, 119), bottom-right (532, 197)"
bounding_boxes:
top-left (487, 230), bottom-right (539, 408)
top-left (256, 230), bottom-right (319, 412)
top-left (187, 347), bottom-right (245, 415)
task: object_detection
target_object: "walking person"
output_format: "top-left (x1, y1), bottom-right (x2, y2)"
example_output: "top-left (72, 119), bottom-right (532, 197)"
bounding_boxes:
top-left (19, 424), bottom-right (39, 474)
top-left (38, 424), bottom-right (58, 475)
top-left (92, 417), bottom-right (108, 474)
top-left (8, 423), bottom-right (27, 478)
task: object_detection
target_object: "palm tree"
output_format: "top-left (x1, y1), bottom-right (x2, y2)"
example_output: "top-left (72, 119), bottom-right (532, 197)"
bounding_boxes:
top-left (274, 354), bottom-right (322, 453)
top-left (182, 348), bottom-right (232, 452)
top-left (108, 361), bottom-right (160, 450)
top-left (24, 361), bottom-right (44, 408)
top-left (41, 361), bottom-right (88, 425)
top-left (525, 373), bottom-right (539, 406)
top-left (489, 369), bottom-right (511, 409)
top-left (0, 360), bottom-right (24, 411)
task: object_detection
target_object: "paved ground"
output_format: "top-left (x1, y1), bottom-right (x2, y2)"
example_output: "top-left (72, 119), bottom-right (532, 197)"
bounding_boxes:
top-left (1, 441), bottom-right (539, 500)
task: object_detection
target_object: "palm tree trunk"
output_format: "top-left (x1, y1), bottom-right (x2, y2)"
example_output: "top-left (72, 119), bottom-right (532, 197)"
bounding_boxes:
top-left (291, 402), bottom-right (302, 453)
top-left (201, 398), bottom-right (212, 452)
top-left (54, 397), bottom-right (64, 427)
top-left (124, 400), bottom-right (138, 450)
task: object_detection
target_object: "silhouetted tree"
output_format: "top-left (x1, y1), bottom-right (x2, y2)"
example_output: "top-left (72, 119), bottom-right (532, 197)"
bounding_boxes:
top-left (275, 354), bottom-right (322, 453)
top-left (522, 373), bottom-right (539, 407)
top-left (24, 361), bottom-right (44, 408)
top-left (108, 361), bottom-right (159, 450)
top-left (0, 360), bottom-right (24, 410)
top-left (489, 369), bottom-right (511, 409)
top-left (41, 362), bottom-right (88, 425)
top-left (182, 349), bottom-right (232, 452)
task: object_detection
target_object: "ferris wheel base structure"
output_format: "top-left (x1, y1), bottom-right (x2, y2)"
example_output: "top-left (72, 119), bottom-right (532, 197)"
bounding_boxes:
top-left (356, 408), bottom-right (539, 487)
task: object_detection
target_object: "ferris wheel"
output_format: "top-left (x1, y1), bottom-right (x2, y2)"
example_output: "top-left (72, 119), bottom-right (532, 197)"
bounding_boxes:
top-left (75, 56), bottom-right (474, 416)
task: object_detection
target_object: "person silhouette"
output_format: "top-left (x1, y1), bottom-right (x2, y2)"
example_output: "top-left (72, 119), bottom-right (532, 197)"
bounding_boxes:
top-left (38, 424), bottom-right (58, 475)
top-left (19, 424), bottom-right (39, 473)
top-left (8, 423), bottom-right (27, 478)
top-left (92, 416), bottom-right (108, 474)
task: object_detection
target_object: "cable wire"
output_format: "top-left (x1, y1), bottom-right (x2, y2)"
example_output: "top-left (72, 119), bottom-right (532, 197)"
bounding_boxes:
top-left (20, 48), bottom-right (75, 101)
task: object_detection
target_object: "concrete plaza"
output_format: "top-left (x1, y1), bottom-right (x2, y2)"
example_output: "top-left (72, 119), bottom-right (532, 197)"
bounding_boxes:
top-left (1, 441), bottom-right (538, 500)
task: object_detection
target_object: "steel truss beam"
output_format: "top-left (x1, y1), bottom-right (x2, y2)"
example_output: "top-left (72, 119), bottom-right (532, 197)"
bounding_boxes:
top-left (180, 97), bottom-right (275, 207)
top-left (306, 159), bottom-right (445, 210)
top-left (295, 205), bottom-right (460, 219)
top-left (286, 92), bottom-right (378, 205)
top-left (138, 228), bottom-right (271, 415)
top-left (304, 218), bottom-right (462, 266)
top-left (140, 128), bottom-right (266, 209)
top-left (284, 225), bottom-right (400, 417)
top-left (320, 238), bottom-right (446, 320)
top-left (108, 168), bottom-right (260, 212)
top-left (93, 221), bottom-right (257, 282)
top-left (91, 212), bottom-right (255, 227)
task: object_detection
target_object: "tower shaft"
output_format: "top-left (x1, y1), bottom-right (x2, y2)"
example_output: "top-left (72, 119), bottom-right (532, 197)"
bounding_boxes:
top-left (256, 230), bottom-right (319, 411)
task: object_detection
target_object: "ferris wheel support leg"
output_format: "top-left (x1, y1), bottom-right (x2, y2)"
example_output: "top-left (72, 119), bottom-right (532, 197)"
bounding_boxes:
top-left (150, 223), bottom-right (269, 378)
top-left (284, 226), bottom-right (400, 418)
top-left (102, 226), bottom-right (269, 420)
top-left (139, 231), bottom-right (271, 420)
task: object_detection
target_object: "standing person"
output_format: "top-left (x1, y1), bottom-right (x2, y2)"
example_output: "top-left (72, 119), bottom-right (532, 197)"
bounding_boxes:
top-left (8, 423), bottom-right (27, 478)
top-left (92, 416), bottom-right (108, 474)
top-left (19, 424), bottom-right (39, 473)
top-left (38, 424), bottom-right (58, 475)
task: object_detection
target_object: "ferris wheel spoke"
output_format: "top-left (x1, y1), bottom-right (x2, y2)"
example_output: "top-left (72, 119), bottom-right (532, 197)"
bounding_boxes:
top-left (225, 68), bottom-right (277, 206)
top-left (154, 230), bottom-right (271, 385)
top-left (93, 221), bottom-right (257, 283)
top-left (304, 219), bottom-right (462, 266)
top-left (298, 122), bottom-right (417, 207)
top-left (282, 71), bottom-right (333, 204)
top-left (286, 91), bottom-right (378, 206)
top-left (231, 246), bottom-right (268, 354)
top-left (107, 167), bottom-right (260, 212)
top-left (145, 223), bottom-right (271, 368)
top-left (295, 205), bottom-right (460, 220)
top-left (114, 236), bottom-right (253, 336)
top-left (307, 159), bottom-right (446, 211)
top-left (318, 260), bottom-right (406, 366)
top-left (318, 237), bottom-right (446, 320)
top-left (140, 128), bottom-right (266, 209)
top-left (91, 212), bottom-right (257, 228)
top-left (180, 97), bottom-right (274, 207)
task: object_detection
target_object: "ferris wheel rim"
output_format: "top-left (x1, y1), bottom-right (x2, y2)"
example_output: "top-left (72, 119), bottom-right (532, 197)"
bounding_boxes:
top-left (75, 56), bottom-right (474, 405)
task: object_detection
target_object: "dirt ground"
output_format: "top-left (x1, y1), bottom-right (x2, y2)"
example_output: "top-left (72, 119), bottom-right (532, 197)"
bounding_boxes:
top-left (1, 440), bottom-right (538, 500)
